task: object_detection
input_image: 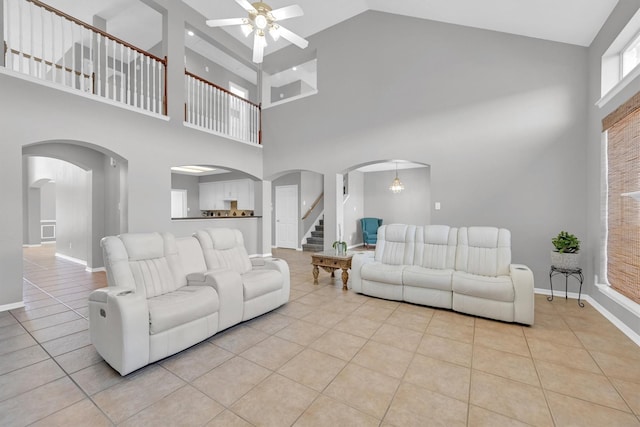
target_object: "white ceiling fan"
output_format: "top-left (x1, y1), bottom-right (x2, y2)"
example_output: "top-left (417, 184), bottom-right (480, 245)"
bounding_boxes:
top-left (206, 0), bottom-right (309, 64)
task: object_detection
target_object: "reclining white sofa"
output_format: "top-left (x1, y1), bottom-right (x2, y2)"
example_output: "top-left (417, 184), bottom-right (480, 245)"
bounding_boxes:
top-left (351, 224), bottom-right (534, 325)
top-left (89, 228), bottom-right (290, 375)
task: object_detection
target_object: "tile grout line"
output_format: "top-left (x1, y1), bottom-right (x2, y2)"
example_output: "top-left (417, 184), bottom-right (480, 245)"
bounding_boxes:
top-left (23, 278), bottom-right (88, 320)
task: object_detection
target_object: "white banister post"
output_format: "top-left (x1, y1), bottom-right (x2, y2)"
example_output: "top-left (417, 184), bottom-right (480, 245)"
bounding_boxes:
top-left (92, 15), bottom-right (106, 96)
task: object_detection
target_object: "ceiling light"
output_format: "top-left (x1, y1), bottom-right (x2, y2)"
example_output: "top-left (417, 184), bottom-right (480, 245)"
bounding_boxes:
top-left (254, 14), bottom-right (268, 30)
top-left (292, 66), bottom-right (297, 71)
top-left (389, 163), bottom-right (405, 193)
top-left (206, 1), bottom-right (308, 64)
top-left (171, 165), bottom-right (216, 174)
top-left (187, 30), bottom-right (194, 36)
top-left (269, 24), bottom-right (280, 41)
top-left (241, 22), bottom-right (253, 37)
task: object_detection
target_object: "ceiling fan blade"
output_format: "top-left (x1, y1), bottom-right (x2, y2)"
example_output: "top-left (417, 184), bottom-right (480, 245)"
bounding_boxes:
top-left (277, 25), bottom-right (308, 49)
top-left (234, 0), bottom-right (257, 13)
top-left (253, 34), bottom-right (265, 63)
top-left (206, 17), bottom-right (246, 27)
top-left (270, 4), bottom-right (304, 21)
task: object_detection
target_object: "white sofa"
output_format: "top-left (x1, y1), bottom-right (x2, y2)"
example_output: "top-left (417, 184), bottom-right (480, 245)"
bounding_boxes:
top-left (89, 228), bottom-right (290, 375)
top-left (351, 224), bottom-right (534, 325)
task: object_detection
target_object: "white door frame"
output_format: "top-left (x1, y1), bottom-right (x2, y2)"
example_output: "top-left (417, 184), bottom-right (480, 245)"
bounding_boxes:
top-left (275, 185), bottom-right (298, 249)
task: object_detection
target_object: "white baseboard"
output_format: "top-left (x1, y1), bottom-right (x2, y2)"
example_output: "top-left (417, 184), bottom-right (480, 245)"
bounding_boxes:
top-left (534, 288), bottom-right (640, 347)
top-left (22, 244), bottom-right (41, 248)
top-left (0, 301), bottom-right (25, 312)
top-left (55, 253), bottom-right (87, 266)
top-left (86, 266), bottom-right (106, 273)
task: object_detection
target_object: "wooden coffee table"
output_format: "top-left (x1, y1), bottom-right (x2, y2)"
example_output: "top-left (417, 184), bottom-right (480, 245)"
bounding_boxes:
top-left (311, 251), bottom-right (353, 290)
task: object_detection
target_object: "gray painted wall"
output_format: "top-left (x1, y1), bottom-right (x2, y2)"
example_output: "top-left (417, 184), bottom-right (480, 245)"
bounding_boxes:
top-left (263, 11), bottom-right (589, 293)
top-left (363, 167), bottom-right (431, 227)
top-left (171, 173), bottom-right (200, 217)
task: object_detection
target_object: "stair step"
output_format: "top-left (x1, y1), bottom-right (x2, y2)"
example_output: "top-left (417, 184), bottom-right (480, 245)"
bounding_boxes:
top-left (302, 243), bottom-right (324, 252)
top-left (315, 225), bottom-right (324, 231)
top-left (311, 230), bottom-right (324, 238)
top-left (307, 237), bottom-right (324, 245)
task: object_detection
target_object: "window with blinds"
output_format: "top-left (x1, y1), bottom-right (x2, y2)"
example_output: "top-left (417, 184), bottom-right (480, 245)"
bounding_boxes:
top-left (603, 93), bottom-right (640, 304)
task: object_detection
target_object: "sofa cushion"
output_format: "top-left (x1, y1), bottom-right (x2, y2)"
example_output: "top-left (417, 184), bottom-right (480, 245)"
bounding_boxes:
top-left (414, 225), bottom-right (457, 270)
top-left (195, 228), bottom-right (253, 274)
top-left (456, 227), bottom-right (511, 277)
top-left (120, 232), bottom-right (165, 261)
top-left (242, 269), bottom-right (284, 300)
top-left (452, 272), bottom-right (514, 302)
top-left (129, 257), bottom-right (178, 299)
top-left (148, 285), bottom-right (219, 334)
top-left (361, 262), bottom-right (404, 285)
top-left (375, 224), bottom-right (416, 265)
top-left (403, 266), bottom-right (453, 291)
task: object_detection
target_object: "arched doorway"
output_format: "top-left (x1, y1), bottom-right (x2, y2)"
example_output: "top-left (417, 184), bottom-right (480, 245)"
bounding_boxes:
top-left (23, 141), bottom-right (128, 270)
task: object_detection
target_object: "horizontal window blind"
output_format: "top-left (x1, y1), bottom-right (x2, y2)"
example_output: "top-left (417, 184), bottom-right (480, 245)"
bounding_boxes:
top-left (604, 96), bottom-right (640, 304)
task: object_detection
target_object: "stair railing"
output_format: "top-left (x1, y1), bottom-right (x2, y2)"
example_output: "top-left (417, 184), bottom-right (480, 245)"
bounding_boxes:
top-left (185, 70), bottom-right (261, 145)
top-left (3, 0), bottom-right (167, 115)
top-left (302, 192), bottom-right (323, 220)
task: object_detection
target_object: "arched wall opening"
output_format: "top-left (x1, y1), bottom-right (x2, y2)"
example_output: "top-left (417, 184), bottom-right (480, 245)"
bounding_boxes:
top-left (266, 169), bottom-right (325, 251)
top-left (265, 161), bottom-right (430, 252)
top-left (336, 160), bottom-right (431, 249)
top-left (22, 141), bottom-right (128, 270)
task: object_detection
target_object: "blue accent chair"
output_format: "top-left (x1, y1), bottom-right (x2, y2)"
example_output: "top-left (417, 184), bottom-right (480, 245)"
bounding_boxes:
top-left (360, 218), bottom-right (383, 248)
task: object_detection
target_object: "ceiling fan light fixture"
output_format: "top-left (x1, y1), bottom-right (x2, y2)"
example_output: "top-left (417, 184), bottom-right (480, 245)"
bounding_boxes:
top-left (254, 13), bottom-right (268, 30)
top-left (207, 1), bottom-right (308, 64)
top-left (269, 24), bottom-right (280, 41)
top-left (240, 19), bottom-right (253, 37)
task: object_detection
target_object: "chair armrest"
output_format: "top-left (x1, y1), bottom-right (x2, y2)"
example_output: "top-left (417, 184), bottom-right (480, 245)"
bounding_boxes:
top-left (252, 258), bottom-right (291, 304)
top-left (88, 287), bottom-right (149, 375)
top-left (196, 269), bottom-right (244, 331)
top-left (351, 252), bottom-right (375, 293)
top-left (510, 264), bottom-right (535, 325)
top-left (250, 258), bottom-right (266, 267)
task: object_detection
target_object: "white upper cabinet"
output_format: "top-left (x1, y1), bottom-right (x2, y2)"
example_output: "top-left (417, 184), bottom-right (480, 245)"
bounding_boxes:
top-left (199, 179), bottom-right (254, 211)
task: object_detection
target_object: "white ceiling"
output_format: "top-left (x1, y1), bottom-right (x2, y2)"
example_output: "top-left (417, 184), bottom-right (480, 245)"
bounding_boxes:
top-left (42, 0), bottom-right (618, 59)
top-left (185, 0), bottom-right (619, 56)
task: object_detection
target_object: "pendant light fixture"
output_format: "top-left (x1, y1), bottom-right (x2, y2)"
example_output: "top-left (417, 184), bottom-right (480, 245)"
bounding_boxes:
top-left (389, 162), bottom-right (405, 193)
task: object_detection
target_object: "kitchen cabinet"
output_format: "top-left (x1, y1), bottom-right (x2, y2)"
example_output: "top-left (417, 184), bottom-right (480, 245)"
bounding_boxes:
top-left (199, 179), bottom-right (254, 211)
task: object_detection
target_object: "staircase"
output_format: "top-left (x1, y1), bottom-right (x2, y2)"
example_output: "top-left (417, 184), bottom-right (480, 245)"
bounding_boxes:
top-left (302, 218), bottom-right (324, 252)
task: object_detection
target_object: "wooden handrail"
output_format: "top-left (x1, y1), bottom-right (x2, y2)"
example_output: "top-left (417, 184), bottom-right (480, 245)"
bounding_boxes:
top-left (7, 47), bottom-right (92, 79)
top-left (302, 192), bottom-right (323, 220)
top-left (185, 69), bottom-right (260, 108)
top-left (26, 0), bottom-right (166, 65)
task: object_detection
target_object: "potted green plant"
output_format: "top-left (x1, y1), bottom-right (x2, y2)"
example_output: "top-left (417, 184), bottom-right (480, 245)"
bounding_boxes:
top-left (551, 231), bottom-right (581, 269)
top-left (332, 240), bottom-right (347, 256)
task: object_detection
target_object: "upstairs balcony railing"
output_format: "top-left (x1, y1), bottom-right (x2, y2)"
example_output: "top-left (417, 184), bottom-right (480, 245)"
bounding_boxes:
top-left (185, 70), bottom-right (261, 145)
top-left (3, 0), bottom-right (166, 115)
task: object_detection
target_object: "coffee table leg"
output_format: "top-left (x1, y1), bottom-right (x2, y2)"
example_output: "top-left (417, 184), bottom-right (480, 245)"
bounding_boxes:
top-left (341, 268), bottom-right (349, 291)
top-left (313, 265), bottom-right (319, 284)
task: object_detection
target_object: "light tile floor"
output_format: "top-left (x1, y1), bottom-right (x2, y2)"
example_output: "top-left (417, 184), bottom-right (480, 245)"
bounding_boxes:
top-left (1, 245), bottom-right (640, 426)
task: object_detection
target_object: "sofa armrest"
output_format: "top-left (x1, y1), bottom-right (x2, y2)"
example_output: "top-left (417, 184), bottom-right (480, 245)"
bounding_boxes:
top-left (351, 252), bottom-right (375, 293)
top-left (193, 269), bottom-right (244, 331)
top-left (510, 264), bottom-right (535, 325)
top-left (250, 258), bottom-right (266, 267)
top-left (88, 287), bottom-right (149, 376)
top-left (251, 258), bottom-right (291, 304)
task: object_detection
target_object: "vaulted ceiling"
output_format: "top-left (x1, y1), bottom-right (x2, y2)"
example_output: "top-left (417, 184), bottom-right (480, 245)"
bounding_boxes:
top-left (44, 0), bottom-right (618, 56)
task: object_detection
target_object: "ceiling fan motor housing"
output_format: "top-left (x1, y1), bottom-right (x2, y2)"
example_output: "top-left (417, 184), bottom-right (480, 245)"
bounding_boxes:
top-left (250, 2), bottom-right (274, 32)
